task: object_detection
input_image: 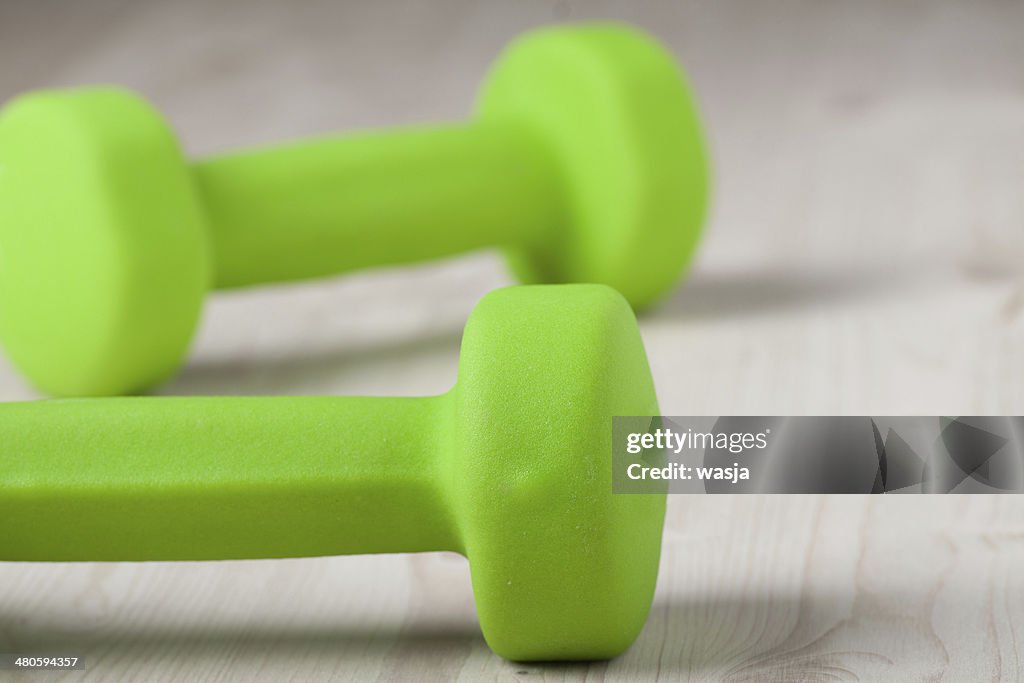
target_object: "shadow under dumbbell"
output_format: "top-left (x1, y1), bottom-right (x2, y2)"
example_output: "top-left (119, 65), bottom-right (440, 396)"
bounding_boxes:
top-left (162, 328), bottom-right (464, 397)
top-left (651, 262), bottom-right (940, 322)
top-left (1, 588), bottom-right (905, 677)
top-left (0, 613), bottom-right (489, 676)
top-left (157, 262), bottom-right (939, 396)
top-left (154, 257), bottom-right (505, 396)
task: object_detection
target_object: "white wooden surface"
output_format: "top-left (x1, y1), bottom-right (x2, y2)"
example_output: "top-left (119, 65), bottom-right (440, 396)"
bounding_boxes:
top-left (1, 1), bottom-right (1023, 680)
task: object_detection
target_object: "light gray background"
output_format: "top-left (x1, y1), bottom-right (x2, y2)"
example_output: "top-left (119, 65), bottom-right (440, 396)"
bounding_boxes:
top-left (1, 1), bottom-right (1022, 680)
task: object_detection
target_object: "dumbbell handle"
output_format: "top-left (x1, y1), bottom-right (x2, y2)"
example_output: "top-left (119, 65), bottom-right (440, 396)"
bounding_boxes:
top-left (195, 121), bottom-right (562, 288)
top-left (0, 395), bottom-right (461, 561)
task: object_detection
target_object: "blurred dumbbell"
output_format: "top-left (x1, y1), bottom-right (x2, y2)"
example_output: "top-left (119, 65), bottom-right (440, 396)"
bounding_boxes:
top-left (0, 22), bottom-right (708, 397)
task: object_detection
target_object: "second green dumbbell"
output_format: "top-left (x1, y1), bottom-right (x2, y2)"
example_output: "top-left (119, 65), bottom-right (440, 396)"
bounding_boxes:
top-left (0, 285), bottom-right (666, 661)
top-left (0, 22), bottom-right (708, 397)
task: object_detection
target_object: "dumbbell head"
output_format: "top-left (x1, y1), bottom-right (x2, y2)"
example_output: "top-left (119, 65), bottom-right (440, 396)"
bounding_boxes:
top-left (452, 285), bottom-right (665, 659)
top-left (479, 23), bottom-right (708, 310)
top-left (0, 88), bottom-right (209, 396)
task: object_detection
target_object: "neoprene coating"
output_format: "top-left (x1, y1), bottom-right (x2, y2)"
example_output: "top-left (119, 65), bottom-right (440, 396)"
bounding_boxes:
top-left (0, 285), bottom-right (667, 662)
top-left (0, 22), bottom-right (708, 397)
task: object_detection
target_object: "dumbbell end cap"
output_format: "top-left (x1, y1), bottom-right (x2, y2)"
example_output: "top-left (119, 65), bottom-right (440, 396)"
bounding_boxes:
top-left (0, 88), bottom-right (208, 396)
top-left (454, 284), bottom-right (665, 660)
top-left (479, 23), bottom-right (710, 310)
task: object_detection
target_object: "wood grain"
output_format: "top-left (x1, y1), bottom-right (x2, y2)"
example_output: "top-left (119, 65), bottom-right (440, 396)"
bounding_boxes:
top-left (1, 1), bottom-right (1023, 680)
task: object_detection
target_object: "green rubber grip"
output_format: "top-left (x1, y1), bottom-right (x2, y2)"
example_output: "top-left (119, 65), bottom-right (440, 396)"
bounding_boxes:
top-left (197, 122), bottom-right (561, 288)
top-left (0, 395), bottom-right (458, 561)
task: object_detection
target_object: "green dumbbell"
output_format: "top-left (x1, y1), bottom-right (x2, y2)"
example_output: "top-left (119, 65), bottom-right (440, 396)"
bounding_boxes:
top-left (0, 22), bottom-right (708, 398)
top-left (0, 285), bottom-right (665, 661)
